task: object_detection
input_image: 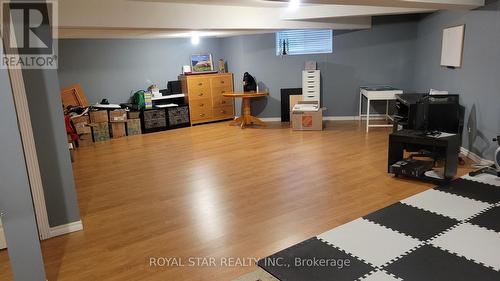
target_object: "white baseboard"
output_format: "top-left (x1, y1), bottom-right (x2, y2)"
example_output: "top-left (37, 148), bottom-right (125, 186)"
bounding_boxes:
top-left (323, 116), bottom-right (390, 121)
top-left (260, 115), bottom-right (387, 122)
top-left (259, 117), bottom-right (282, 122)
top-left (49, 220), bottom-right (83, 238)
top-left (460, 147), bottom-right (494, 165)
top-left (323, 116), bottom-right (358, 121)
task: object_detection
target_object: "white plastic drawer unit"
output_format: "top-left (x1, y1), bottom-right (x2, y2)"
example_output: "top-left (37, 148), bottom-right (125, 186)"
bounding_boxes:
top-left (302, 70), bottom-right (321, 101)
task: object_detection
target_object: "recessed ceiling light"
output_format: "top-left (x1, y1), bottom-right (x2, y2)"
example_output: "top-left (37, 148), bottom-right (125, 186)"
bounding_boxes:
top-left (289, 0), bottom-right (300, 10)
top-left (191, 33), bottom-right (200, 45)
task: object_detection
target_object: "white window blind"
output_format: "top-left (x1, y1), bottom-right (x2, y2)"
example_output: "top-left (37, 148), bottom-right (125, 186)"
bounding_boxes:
top-left (276, 29), bottom-right (333, 56)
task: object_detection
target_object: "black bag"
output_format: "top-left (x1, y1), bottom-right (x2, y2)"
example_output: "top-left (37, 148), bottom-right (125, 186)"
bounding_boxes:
top-left (243, 72), bottom-right (257, 92)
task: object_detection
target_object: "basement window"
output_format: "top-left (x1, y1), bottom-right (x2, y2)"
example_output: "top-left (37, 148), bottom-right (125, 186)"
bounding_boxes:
top-left (276, 29), bottom-right (333, 56)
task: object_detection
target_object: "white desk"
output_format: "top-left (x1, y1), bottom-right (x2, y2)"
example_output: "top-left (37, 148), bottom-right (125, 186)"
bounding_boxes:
top-left (92, 103), bottom-right (121, 109)
top-left (151, 93), bottom-right (185, 101)
top-left (358, 86), bottom-right (403, 132)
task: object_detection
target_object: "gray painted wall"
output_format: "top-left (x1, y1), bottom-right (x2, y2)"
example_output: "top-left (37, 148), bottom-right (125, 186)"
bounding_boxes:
top-left (56, 10), bottom-right (500, 161)
top-left (221, 16), bottom-right (419, 117)
top-left (413, 0), bottom-right (500, 159)
top-left (57, 17), bottom-right (418, 116)
top-left (0, 0), bottom-right (81, 230)
top-left (58, 38), bottom-right (225, 104)
top-left (23, 67), bottom-right (82, 227)
top-left (0, 45), bottom-right (46, 280)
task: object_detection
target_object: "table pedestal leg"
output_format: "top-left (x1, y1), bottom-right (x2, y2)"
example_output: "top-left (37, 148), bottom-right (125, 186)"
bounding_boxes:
top-left (241, 98), bottom-right (251, 128)
top-left (229, 97), bottom-right (266, 129)
top-left (229, 116), bottom-right (243, 126)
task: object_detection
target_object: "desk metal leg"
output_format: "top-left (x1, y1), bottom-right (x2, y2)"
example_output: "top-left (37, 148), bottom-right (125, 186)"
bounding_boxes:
top-left (366, 98), bottom-right (370, 132)
top-left (358, 92), bottom-right (363, 121)
top-left (386, 100), bottom-right (389, 121)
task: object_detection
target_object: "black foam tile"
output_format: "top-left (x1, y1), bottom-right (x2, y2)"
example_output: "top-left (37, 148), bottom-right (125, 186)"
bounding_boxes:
top-left (384, 245), bottom-right (500, 281)
top-left (258, 237), bottom-right (374, 281)
top-left (469, 206), bottom-right (500, 232)
top-left (364, 202), bottom-right (459, 240)
top-left (435, 178), bottom-right (500, 204)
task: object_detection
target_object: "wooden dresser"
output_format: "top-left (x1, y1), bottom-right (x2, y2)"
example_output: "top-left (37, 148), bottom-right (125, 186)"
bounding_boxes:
top-left (179, 73), bottom-right (235, 125)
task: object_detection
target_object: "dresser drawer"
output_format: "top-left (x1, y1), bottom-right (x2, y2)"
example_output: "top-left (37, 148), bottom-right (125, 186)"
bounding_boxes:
top-left (213, 106), bottom-right (234, 119)
top-left (211, 76), bottom-right (232, 88)
top-left (189, 88), bottom-right (211, 99)
top-left (190, 98), bottom-right (212, 121)
top-left (212, 95), bottom-right (234, 107)
top-left (188, 78), bottom-right (211, 99)
top-left (190, 106), bottom-right (212, 121)
top-left (212, 86), bottom-right (232, 97)
top-left (190, 98), bottom-right (212, 111)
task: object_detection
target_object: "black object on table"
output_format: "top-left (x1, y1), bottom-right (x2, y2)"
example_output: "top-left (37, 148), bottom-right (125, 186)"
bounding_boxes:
top-left (393, 94), bottom-right (463, 136)
top-left (388, 130), bottom-right (460, 182)
top-left (280, 88), bottom-right (302, 122)
top-left (393, 93), bottom-right (426, 131)
top-left (167, 80), bottom-right (182, 95)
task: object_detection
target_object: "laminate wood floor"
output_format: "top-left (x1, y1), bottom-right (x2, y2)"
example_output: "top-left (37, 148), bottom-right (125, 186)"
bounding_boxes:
top-left (0, 121), bottom-right (472, 281)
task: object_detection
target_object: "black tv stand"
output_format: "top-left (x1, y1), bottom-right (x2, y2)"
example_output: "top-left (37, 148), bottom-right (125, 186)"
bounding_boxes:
top-left (388, 130), bottom-right (460, 183)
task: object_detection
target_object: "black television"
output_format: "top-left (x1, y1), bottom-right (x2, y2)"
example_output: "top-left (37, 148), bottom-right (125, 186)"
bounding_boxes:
top-left (415, 94), bottom-right (460, 134)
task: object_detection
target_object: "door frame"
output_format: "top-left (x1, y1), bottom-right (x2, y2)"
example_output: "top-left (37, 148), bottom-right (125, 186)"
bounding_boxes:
top-left (0, 219), bottom-right (6, 249)
top-left (4, 43), bottom-right (51, 240)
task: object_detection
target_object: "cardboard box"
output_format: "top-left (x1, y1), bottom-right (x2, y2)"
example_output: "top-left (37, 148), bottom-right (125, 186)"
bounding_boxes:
top-left (289, 95), bottom-right (303, 111)
top-left (71, 115), bottom-right (91, 134)
top-left (90, 110), bottom-right (108, 123)
top-left (126, 119), bottom-right (142, 136)
top-left (91, 122), bottom-right (110, 142)
top-left (75, 124), bottom-right (92, 135)
top-left (109, 109), bottom-right (127, 123)
top-left (291, 101), bottom-right (324, 131)
top-left (71, 115), bottom-right (90, 125)
top-left (111, 122), bottom-right (126, 138)
top-left (127, 111), bottom-right (141, 119)
top-left (78, 133), bottom-right (93, 147)
top-left (74, 120), bottom-right (91, 135)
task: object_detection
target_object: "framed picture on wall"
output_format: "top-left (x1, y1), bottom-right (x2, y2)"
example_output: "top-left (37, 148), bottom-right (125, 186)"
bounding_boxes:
top-left (190, 54), bottom-right (214, 73)
top-left (441, 24), bottom-right (466, 68)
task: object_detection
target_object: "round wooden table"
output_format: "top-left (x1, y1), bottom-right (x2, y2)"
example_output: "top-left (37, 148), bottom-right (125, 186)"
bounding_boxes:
top-left (223, 92), bottom-right (269, 128)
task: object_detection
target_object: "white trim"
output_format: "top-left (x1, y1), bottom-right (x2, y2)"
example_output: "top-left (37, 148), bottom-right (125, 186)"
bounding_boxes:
top-left (259, 115), bottom-right (389, 122)
top-left (49, 221), bottom-right (83, 238)
top-left (259, 117), bottom-right (282, 122)
top-left (460, 147), bottom-right (494, 166)
top-left (6, 49), bottom-right (51, 240)
top-left (326, 115), bottom-right (389, 121)
top-left (324, 116), bottom-right (357, 121)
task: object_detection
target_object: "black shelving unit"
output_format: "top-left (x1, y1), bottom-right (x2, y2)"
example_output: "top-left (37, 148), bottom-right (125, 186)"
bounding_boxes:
top-left (140, 91), bottom-right (191, 134)
top-left (388, 129), bottom-right (460, 183)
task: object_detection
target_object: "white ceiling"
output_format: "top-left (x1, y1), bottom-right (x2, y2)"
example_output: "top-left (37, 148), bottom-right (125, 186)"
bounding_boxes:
top-left (57, 0), bottom-right (484, 39)
top-left (131, 0), bottom-right (292, 7)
